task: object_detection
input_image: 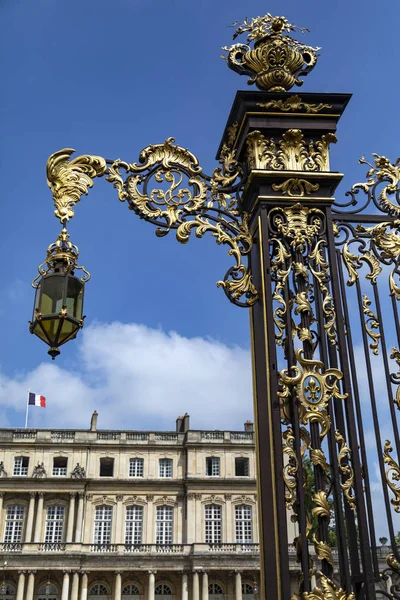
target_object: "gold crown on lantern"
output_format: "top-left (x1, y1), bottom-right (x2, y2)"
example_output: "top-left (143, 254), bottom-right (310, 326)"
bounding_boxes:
top-left (222, 14), bottom-right (320, 92)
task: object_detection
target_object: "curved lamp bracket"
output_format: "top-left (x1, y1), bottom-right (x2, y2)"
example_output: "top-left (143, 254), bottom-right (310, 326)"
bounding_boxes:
top-left (45, 138), bottom-right (258, 308)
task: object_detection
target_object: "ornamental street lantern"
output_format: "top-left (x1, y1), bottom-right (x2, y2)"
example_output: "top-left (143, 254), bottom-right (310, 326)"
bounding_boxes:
top-left (30, 228), bottom-right (89, 359)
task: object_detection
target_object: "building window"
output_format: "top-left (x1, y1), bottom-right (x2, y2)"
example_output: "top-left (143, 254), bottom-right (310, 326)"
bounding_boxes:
top-left (0, 583), bottom-right (16, 599)
top-left (44, 505), bottom-right (65, 543)
top-left (206, 457), bottom-right (220, 477)
top-left (235, 504), bottom-right (253, 543)
top-left (122, 583), bottom-right (141, 596)
top-left (235, 457), bottom-right (249, 476)
top-left (242, 583), bottom-right (256, 595)
top-left (205, 504), bottom-right (222, 544)
top-left (125, 505), bottom-right (143, 545)
top-left (38, 583), bottom-right (58, 600)
top-left (209, 583), bottom-right (224, 597)
top-left (99, 457), bottom-right (114, 477)
top-left (156, 506), bottom-right (173, 545)
top-left (129, 458), bottom-right (144, 477)
top-left (0, 583), bottom-right (15, 599)
top-left (158, 458), bottom-right (172, 478)
top-left (155, 584), bottom-right (172, 595)
top-left (93, 505), bottom-right (113, 545)
top-left (13, 456), bottom-right (29, 476)
top-left (4, 505), bottom-right (24, 543)
top-left (52, 457), bottom-right (68, 476)
top-left (89, 584), bottom-right (109, 596)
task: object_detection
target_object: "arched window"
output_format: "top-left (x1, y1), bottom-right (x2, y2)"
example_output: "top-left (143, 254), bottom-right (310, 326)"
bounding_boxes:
top-left (93, 505), bottom-right (113, 545)
top-left (155, 506), bottom-right (173, 545)
top-left (155, 584), bottom-right (172, 595)
top-left (122, 583), bottom-right (140, 598)
top-left (44, 505), bottom-right (65, 544)
top-left (235, 504), bottom-right (252, 543)
top-left (209, 583), bottom-right (224, 599)
top-left (88, 584), bottom-right (108, 598)
top-left (125, 506), bottom-right (143, 546)
top-left (0, 583), bottom-right (16, 600)
top-left (205, 504), bottom-right (222, 544)
top-left (37, 582), bottom-right (58, 600)
top-left (242, 582), bottom-right (255, 597)
top-left (4, 505), bottom-right (24, 544)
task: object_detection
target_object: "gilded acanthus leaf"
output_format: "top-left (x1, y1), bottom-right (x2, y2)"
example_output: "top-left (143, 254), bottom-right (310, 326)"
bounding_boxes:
top-left (302, 575), bottom-right (355, 600)
top-left (383, 440), bottom-right (400, 513)
top-left (272, 178), bottom-right (320, 197)
top-left (352, 154), bottom-right (400, 216)
top-left (390, 347), bottom-right (400, 410)
top-left (257, 95), bottom-right (332, 114)
top-left (283, 428), bottom-right (298, 510)
top-left (246, 130), bottom-right (336, 172)
top-left (47, 148), bottom-right (107, 222)
top-left (311, 491), bottom-right (331, 520)
top-left (312, 534), bottom-right (334, 567)
top-left (310, 448), bottom-right (328, 472)
top-left (362, 295), bottom-right (381, 356)
top-left (335, 430), bottom-right (356, 510)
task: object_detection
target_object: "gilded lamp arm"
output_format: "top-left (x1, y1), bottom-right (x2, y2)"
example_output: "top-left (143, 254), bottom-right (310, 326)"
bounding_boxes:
top-left (45, 138), bottom-right (257, 308)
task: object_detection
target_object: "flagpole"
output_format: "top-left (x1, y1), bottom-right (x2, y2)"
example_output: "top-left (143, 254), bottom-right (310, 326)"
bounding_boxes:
top-left (25, 390), bottom-right (30, 429)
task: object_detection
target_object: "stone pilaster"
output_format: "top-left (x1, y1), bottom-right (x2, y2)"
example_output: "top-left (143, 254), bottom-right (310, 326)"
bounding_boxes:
top-left (66, 492), bottom-right (76, 543)
top-left (16, 571), bottom-right (25, 600)
top-left (61, 571), bottom-right (70, 600)
top-left (33, 493), bottom-right (44, 543)
top-left (80, 572), bottom-right (88, 600)
top-left (148, 570), bottom-right (156, 600)
top-left (26, 571), bottom-right (36, 600)
top-left (235, 571), bottom-right (243, 600)
top-left (114, 571), bottom-right (122, 600)
top-left (202, 571), bottom-right (209, 600)
top-left (25, 493), bottom-right (36, 542)
top-left (74, 492), bottom-right (85, 543)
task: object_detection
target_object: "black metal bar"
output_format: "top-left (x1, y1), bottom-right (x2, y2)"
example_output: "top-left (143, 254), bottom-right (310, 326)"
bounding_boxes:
top-left (325, 207), bottom-right (376, 600)
top-left (336, 250), bottom-right (380, 578)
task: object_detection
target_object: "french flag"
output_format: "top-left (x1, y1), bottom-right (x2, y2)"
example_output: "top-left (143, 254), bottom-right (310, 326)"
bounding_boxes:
top-left (28, 392), bottom-right (46, 408)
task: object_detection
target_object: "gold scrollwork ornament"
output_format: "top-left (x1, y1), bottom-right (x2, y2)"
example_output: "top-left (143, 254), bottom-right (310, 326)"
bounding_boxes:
top-left (272, 178), bottom-right (320, 197)
top-left (335, 430), bottom-right (356, 510)
top-left (302, 575), bottom-right (355, 600)
top-left (383, 440), bottom-right (400, 513)
top-left (257, 95), bottom-right (332, 114)
top-left (279, 349), bottom-right (347, 438)
top-left (47, 148), bottom-right (107, 222)
top-left (362, 294), bottom-right (381, 355)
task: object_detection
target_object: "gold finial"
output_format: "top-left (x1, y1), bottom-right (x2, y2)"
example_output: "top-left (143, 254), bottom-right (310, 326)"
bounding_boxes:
top-left (222, 14), bottom-right (320, 92)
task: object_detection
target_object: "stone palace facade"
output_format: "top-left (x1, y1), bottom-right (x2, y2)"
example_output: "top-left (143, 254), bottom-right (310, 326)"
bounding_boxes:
top-left (0, 412), bottom-right (293, 600)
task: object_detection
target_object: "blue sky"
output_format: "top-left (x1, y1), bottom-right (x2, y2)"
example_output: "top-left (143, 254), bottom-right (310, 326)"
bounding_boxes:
top-left (1, 0), bottom-right (400, 539)
top-left (0, 0), bottom-right (398, 421)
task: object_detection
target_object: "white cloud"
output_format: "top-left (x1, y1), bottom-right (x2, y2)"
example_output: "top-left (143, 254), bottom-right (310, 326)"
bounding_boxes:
top-left (0, 322), bottom-right (253, 431)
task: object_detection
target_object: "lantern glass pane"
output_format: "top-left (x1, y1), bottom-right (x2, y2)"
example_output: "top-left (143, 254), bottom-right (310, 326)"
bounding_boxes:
top-left (32, 322), bottom-right (49, 343)
top-left (66, 276), bottom-right (84, 319)
top-left (41, 318), bottom-right (61, 343)
top-left (40, 275), bottom-right (66, 314)
top-left (58, 319), bottom-right (79, 344)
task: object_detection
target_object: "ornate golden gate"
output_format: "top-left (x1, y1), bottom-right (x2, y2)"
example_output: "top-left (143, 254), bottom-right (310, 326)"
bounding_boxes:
top-left (30, 13), bottom-right (400, 600)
